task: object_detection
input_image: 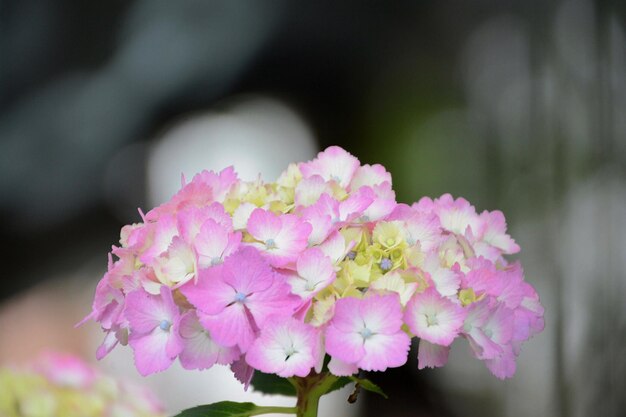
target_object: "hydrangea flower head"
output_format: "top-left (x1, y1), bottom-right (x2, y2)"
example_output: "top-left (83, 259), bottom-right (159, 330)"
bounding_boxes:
top-left (84, 145), bottom-right (544, 385)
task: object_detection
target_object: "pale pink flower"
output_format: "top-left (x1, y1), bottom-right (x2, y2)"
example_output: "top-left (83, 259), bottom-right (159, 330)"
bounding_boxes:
top-left (317, 230), bottom-right (354, 265)
top-left (246, 317), bottom-right (322, 378)
top-left (462, 300), bottom-right (514, 360)
top-left (300, 202), bottom-right (333, 245)
top-left (194, 219), bottom-right (241, 268)
top-left (190, 166), bottom-right (238, 202)
top-left (181, 247), bottom-right (298, 352)
top-left (177, 203), bottom-right (233, 243)
top-left (349, 164), bottom-right (392, 191)
top-left (294, 175), bottom-right (333, 207)
top-left (422, 253), bottom-right (461, 297)
top-left (404, 288), bottom-right (466, 346)
top-left (325, 293), bottom-right (411, 372)
top-left (145, 182), bottom-right (214, 221)
top-left (300, 146), bottom-right (360, 189)
top-left (151, 236), bottom-right (197, 289)
top-left (308, 192), bottom-right (373, 227)
top-left (139, 215), bottom-right (178, 264)
top-left (478, 210), bottom-right (520, 254)
top-left (389, 207), bottom-right (442, 252)
top-left (432, 194), bottom-right (482, 236)
top-left (178, 311), bottom-right (240, 370)
top-left (246, 208), bottom-right (311, 267)
top-left (125, 286), bottom-right (183, 376)
top-left (288, 248), bottom-right (336, 300)
top-left (355, 184), bottom-right (397, 223)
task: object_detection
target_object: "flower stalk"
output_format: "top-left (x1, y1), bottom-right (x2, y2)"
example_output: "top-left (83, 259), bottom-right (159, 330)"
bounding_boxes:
top-left (292, 373), bottom-right (339, 417)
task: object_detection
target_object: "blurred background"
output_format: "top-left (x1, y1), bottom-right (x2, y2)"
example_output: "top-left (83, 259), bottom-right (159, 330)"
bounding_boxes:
top-left (1, 0), bottom-right (625, 416)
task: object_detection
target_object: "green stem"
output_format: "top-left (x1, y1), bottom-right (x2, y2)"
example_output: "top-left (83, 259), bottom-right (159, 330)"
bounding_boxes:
top-left (249, 406), bottom-right (298, 415)
top-left (293, 373), bottom-right (338, 417)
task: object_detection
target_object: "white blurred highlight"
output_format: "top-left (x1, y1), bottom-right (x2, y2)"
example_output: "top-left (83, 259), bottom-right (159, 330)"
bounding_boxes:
top-left (147, 96), bottom-right (318, 207)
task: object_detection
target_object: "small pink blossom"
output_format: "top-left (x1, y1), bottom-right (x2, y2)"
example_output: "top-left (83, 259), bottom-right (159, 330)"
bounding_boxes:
top-left (300, 146), bottom-right (360, 189)
top-left (294, 175), bottom-right (333, 207)
top-left (349, 164), bottom-right (392, 191)
top-left (194, 219), bottom-right (241, 268)
top-left (478, 210), bottom-right (520, 254)
top-left (431, 194), bottom-right (482, 236)
top-left (288, 248), bottom-right (336, 300)
top-left (247, 208), bottom-right (311, 267)
top-left (246, 317), bottom-right (322, 377)
top-left (463, 300), bottom-right (514, 361)
top-left (325, 293), bottom-right (410, 372)
top-left (181, 247), bottom-right (298, 352)
top-left (404, 288), bottom-right (466, 347)
top-left (125, 286), bottom-right (183, 376)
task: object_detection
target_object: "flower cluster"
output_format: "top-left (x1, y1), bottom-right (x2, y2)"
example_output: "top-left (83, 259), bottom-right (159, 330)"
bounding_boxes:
top-left (0, 352), bottom-right (164, 417)
top-left (85, 146), bottom-right (544, 382)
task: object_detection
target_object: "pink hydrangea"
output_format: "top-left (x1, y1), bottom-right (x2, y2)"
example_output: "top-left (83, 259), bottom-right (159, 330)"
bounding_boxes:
top-left (84, 145), bottom-right (543, 385)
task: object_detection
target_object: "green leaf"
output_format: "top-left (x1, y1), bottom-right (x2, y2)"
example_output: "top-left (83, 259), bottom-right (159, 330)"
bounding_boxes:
top-left (250, 372), bottom-right (297, 396)
top-left (325, 376), bottom-right (353, 394)
top-left (173, 401), bottom-right (296, 417)
top-left (348, 376), bottom-right (388, 399)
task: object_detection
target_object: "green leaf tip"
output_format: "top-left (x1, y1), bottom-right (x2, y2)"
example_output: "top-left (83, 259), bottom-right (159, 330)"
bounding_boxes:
top-left (349, 376), bottom-right (388, 399)
top-left (172, 401), bottom-right (297, 417)
top-left (250, 372), bottom-right (297, 396)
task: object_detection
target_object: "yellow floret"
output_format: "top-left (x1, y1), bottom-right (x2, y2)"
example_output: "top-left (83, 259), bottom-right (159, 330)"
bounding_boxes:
top-left (373, 221), bottom-right (406, 250)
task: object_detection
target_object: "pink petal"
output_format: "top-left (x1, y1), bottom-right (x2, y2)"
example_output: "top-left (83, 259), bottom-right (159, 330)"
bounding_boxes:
top-left (325, 324), bottom-right (366, 364)
top-left (327, 357), bottom-right (359, 376)
top-left (129, 328), bottom-right (181, 376)
top-left (246, 317), bottom-right (321, 378)
top-left (300, 146), bottom-right (360, 189)
top-left (404, 288), bottom-right (466, 346)
top-left (359, 332), bottom-right (410, 371)
top-left (200, 304), bottom-right (256, 352)
top-left (231, 356), bottom-right (254, 391)
top-left (349, 164), bottom-right (392, 190)
top-left (180, 265), bottom-right (235, 315)
top-left (417, 339), bottom-right (449, 369)
top-left (247, 208), bottom-right (282, 242)
top-left (178, 311), bottom-right (239, 370)
top-left (358, 331), bottom-right (411, 371)
top-left (359, 293), bottom-right (404, 335)
top-left (125, 287), bottom-right (179, 334)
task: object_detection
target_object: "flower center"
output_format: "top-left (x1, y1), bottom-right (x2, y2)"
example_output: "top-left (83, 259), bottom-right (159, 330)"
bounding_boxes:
top-left (284, 346), bottom-right (297, 359)
top-left (234, 292), bottom-right (247, 303)
top-left (380, 258), bottom-right (393, 271)
top-left (210, 257), bottom-right (222, 266)
top-left (265, 238), bottom-right (277, 249)
top-left (425, 314), bottom-right (439, 327)
top-left (159, 319), bottom-right (172, 331)
top-left (346, 251), bottom-right (357, 260)
top-left (360, 327), bottom-right (374, 340)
